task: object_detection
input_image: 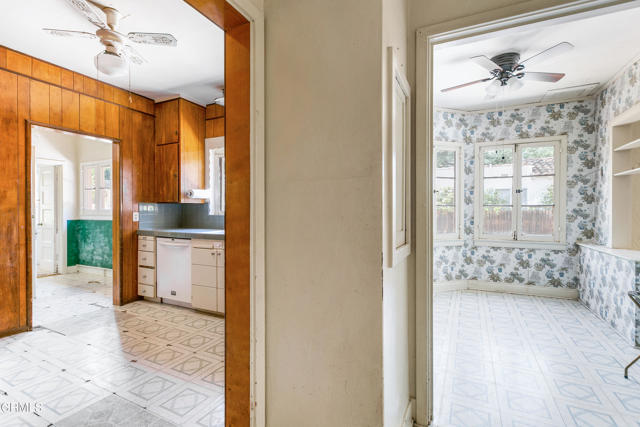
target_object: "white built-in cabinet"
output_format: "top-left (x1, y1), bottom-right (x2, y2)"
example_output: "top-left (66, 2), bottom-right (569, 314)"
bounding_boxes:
top-left (191, 239), bottom-right (225, 313)
top-left (138, 236), bottom-right (157, 297)
top-left (611, 105), bottom-right (640, 250)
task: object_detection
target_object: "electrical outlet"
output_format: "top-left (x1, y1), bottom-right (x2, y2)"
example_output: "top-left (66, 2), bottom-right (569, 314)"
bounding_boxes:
top-left (133, 212), bottom-right (139, 222)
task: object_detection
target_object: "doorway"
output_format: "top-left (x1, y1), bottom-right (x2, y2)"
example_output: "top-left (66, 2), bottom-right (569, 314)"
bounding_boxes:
top-left (35, 163), bottom-right (61, 277)
top-left (29, 124), bottom-right (119, 328)
top-left (415, 0), bottom-right (640, 425)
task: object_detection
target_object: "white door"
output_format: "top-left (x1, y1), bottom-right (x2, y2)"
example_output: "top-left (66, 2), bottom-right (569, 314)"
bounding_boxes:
top-left (36, 165), bottom-right (57, 276)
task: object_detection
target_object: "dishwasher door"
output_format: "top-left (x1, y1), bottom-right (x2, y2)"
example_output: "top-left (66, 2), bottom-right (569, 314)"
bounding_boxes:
top-left (156, 237), bottom-right (191, 304)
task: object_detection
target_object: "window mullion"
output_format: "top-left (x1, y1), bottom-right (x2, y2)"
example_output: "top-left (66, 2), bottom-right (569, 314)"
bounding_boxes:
top-left (514, 144), bottom-right (521, 241)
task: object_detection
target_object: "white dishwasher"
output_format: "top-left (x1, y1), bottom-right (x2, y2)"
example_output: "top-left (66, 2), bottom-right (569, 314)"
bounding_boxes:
top-left (156, 237), bottom-right (191, 304)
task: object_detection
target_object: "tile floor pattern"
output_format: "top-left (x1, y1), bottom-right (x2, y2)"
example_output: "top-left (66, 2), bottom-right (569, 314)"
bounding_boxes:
top-left (0, 272), bottom-right (224, 426)
top-left (434, 290), bottom-right (640, 427)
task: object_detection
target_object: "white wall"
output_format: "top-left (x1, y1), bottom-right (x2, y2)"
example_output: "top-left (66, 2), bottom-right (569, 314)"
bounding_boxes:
top-left (264, 0), bottom-right (384, 425)
top-left (382, 0), bottom-right (414, 426)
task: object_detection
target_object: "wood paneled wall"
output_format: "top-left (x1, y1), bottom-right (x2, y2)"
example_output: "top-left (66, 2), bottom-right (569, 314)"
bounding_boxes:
top-left (0, 46), bottom-right (155, 335)
top-left (206, 103), bottom-right (225, 138)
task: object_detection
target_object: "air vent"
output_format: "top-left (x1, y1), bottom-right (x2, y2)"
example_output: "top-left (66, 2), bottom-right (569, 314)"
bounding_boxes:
top-left (541, 83), bottom-right (599, 103)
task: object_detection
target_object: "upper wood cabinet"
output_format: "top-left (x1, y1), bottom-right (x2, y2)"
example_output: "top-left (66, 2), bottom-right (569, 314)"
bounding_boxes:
top-left (154, 98), bottom-right (205, 203)
top-left (155, 99), bottom-right (180, 145)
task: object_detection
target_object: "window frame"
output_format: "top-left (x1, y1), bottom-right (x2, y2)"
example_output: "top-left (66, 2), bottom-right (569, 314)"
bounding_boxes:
top-left (80, 160), bottom-right (112, 218)
top-left (433, 141), bottom-right (464, 244)
top-left (474, 136), bottom-right (567, 249)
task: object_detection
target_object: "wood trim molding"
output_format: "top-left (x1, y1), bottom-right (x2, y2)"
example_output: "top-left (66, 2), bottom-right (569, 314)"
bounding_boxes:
top-left (0, 46), bottom-right (154, 116)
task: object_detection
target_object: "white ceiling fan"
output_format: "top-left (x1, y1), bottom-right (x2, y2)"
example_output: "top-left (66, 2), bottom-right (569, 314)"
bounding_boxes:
top-left (43, 0), bottom-right (178, 76)
top-left (441, 42), bottom-right (574, 99)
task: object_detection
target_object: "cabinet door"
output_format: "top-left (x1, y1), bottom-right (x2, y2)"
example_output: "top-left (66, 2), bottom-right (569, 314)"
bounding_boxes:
top-left (155, 99), bottom-right (179, 145)
top-left (154, 142), bottom-right (179, 202)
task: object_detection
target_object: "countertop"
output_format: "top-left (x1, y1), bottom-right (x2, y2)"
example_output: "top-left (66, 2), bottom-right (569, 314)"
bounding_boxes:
top-left (577, 242), bottom-right (640, 262)
top-left (137, 228), bottom-right (225, 240)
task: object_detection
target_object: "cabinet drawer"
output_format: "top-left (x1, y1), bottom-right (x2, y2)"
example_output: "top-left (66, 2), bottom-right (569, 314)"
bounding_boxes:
top-left (192, 264), bottom-right (216, 287)
top-left (192, 285), bottom-right (217, 312)
top-left (192, 248), bottom-right (216, 266)
top-left (138, 250), bottom-right (155, 268)
top-left (139, 235), bottom-right (155, 241)
top-left (138, 284), bottom-right (155, 297)
top-left (215, 249), bottom-right (224, 268)
top-left (217, 288), bottom-right (225, 314)
top-left (138, 239), bottom-right (155, 253)
top-left (192, 239), bottom-right (224, 249)
top-left (138, 266), bottom-right (155, 285)
top-left (217, 267), bottom-right (224, 289)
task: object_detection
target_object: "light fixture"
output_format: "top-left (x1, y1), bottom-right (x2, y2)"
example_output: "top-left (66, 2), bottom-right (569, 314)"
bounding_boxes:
top-left (486, 79), bottom-right (502, 98)
top-left (95, 50), bottom-right (127, 76)
top-left (507, 77), bottom-right (524, 92)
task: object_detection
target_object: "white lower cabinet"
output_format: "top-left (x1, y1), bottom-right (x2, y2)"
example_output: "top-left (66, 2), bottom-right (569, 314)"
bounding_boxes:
top-left (137, 236), bottom-right (156, 297)
top-left (191, 239), bottom-right (224, 313)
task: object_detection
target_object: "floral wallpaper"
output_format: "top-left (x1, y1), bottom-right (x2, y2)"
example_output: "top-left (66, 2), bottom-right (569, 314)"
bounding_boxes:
top-left (578, 246), bottom-right (639, 345)
top-left (594, 59), bottom-right (640, 245)
top-left (433, 100), bottom-right (597, 288)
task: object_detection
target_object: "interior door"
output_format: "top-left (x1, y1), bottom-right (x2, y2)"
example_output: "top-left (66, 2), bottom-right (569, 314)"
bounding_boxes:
top-left (36, 164), bottom-right (57, 276)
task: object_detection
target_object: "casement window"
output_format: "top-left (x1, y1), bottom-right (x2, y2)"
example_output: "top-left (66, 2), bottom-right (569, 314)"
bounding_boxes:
top-left (434, 142), bottom-right (463, 243)
top-left (474, 136), bottom-right (567, 249)
top-left (81, 161), bottom-right (112, 216)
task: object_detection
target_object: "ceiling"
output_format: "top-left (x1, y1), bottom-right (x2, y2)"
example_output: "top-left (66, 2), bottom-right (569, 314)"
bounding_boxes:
top-left (0, 0), bottom-right (224, 106)
top-left (434, 5), bottom-right (640, 111)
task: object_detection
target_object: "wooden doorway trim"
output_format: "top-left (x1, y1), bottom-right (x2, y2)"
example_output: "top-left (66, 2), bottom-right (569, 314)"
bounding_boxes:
top-left (25, 121), bottom-right (123, 329)
top-left (182, 1), bottom-right (264, 425)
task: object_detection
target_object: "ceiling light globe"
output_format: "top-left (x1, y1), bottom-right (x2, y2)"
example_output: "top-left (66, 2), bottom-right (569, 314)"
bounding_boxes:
top-left (95, 51), bottom-right (127, 76)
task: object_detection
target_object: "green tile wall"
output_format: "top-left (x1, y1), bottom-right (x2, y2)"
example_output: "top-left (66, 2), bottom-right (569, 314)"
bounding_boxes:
top-left (67, 220), bottom-right (112, 269)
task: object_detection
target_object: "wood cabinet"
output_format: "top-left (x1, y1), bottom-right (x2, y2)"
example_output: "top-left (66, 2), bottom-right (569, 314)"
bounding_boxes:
top-left (155, 99), bottom-right (180, 145)
top-left (154, 98), bottom-right (205, 203)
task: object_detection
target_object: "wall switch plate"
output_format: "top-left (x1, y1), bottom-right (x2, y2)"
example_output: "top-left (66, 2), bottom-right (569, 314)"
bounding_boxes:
top-left (133, 212), bottom-right (139, 222)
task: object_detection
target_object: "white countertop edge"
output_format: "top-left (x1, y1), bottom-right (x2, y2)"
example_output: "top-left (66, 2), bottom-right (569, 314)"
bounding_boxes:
top-left (577, 242), bottom-right (640, 262)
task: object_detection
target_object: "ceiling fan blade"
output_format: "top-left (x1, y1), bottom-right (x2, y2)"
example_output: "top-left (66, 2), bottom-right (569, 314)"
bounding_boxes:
top-left (43, 28), bottom-right (97, 39)
top-left (470, 55), bottom-right (501, 72)
top-left (122, 45), bottom-right (146, 65)
top-left (64, 0), bottom-right (107, 29)
top-left (127, 32), bottom-right (177, 47)
top-left (441, 78), bottom-right (493, 93)
top-left (523, 72), bottom-right (565, 82)
top-left (519, 42), bottom-right (573, 67)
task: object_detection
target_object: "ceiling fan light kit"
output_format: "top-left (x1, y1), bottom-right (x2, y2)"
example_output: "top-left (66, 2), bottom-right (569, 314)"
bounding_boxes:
top-left (43, 0), bottom-right (178, 76)
top-left (442, 42), bottom-right (573, 98)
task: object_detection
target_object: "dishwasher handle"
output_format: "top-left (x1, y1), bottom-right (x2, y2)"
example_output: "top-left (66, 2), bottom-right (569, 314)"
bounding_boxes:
top-left (158, 240), bottom-right (190, 247)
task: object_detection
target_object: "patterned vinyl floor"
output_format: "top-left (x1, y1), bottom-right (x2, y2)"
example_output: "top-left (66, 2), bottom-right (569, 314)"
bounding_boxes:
top-left (0, 272), bottom-right (224, 426)
top-left (434, 290), bottom-right (640, 427)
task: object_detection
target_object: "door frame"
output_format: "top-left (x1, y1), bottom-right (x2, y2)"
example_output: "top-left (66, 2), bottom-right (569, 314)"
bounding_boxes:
top-left (26, 121), bottom-right (122, 330)
top-left (414, 0), bottom-right (637, 424)
top-left (33, 159), bottom-right (63, 276)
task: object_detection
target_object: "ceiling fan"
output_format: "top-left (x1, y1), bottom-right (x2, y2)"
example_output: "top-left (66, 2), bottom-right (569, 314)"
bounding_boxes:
top-left (441, 42), bottom-right (574, 98)
top-left (43, 0), bottom-right (178, 76)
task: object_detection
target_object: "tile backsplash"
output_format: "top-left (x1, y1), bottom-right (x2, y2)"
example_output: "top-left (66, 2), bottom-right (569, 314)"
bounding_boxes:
top-left (139, 203), bottom-right (224, 230)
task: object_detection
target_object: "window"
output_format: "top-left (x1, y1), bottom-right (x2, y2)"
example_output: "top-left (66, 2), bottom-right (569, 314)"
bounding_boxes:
top-left (434, 142), bottom-right (463, 243)
top-left (81, 161), bottom-right (111, 216)
top-left (474, 136), bottom-right (566, 247)
top-left (209, 147), bottom-right (225, 215)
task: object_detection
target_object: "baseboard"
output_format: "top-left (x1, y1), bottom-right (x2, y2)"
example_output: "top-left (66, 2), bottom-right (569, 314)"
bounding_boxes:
top-left (69, 265), bottom-right (113, 277)
top-left (434, 279), bottom-right (578, 299)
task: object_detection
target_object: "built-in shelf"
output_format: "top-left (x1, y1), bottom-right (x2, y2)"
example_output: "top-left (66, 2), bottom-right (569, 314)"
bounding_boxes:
top-left (614, 137), bottom-right (640, 151)
top-left (614, 167), bottom-right (640, 177)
